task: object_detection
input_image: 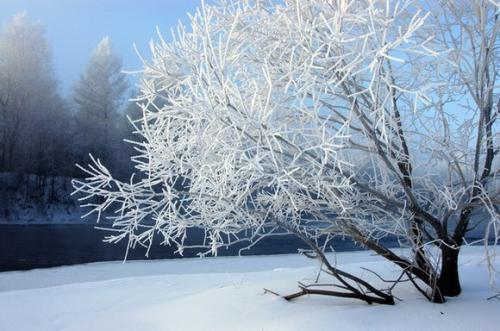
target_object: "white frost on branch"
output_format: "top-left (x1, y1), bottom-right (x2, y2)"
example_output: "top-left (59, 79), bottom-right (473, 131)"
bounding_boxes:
top-left (73, 0), bottom-right (499, 282)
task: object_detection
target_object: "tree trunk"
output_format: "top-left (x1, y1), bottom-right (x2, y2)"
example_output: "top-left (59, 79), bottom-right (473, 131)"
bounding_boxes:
top-left (437, 246), bottom-right (461, 297)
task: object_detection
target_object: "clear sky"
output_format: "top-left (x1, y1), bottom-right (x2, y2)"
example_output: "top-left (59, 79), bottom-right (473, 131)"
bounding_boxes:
top-left (0, 0), bottom-right (204, 95)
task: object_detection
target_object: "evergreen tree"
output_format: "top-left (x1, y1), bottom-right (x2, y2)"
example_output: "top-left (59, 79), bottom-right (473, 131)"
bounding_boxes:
top-left (114, 95), bottom-right (142, 179)
top-left (73, 37), bottom-right (128, 172)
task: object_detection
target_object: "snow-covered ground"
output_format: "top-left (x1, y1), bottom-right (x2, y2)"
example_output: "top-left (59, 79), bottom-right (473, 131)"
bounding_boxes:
top-left (0, 246), bottom-right (498, 331)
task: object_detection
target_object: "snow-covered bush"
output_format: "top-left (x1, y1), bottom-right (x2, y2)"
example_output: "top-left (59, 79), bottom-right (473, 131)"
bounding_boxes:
top-left (73, 0), bottom-right (499, 303)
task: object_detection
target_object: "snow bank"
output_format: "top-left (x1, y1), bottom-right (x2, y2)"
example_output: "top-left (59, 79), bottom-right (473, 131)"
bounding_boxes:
top-left (0, 172), bottom-right (118, 224)
top-left (0, 246), bottom-right (498, 331)
top-left (0, 172), bottom-right (86, 224)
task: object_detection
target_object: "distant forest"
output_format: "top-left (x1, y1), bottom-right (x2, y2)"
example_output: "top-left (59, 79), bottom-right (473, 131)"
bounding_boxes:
top-left (0, 14), bottom-right (141, 219)
top-left (0, 13), bottom-right (139, 184)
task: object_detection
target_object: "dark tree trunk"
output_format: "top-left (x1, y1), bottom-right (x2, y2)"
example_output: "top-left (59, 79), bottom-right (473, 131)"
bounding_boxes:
top-left (437, 246), bottom-right (461, 297)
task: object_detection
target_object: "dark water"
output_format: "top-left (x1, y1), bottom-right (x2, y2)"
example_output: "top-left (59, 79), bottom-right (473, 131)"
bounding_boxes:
top-left (0, 224), bottom-right (402, 272)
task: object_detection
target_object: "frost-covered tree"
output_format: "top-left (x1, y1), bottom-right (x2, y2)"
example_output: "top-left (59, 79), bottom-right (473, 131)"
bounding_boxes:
top-left (0, 13), bottom-right (69, 176)
top-left (419, 0), bottom-right (500, 298)
top-left (73, 37), bottom-right (128, 171)
top-left (74, 0), bottom-right (499, 304)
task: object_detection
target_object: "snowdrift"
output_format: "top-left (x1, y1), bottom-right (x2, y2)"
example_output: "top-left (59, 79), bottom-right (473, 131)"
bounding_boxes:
top-left (0, 246), bottom-right (498, 331)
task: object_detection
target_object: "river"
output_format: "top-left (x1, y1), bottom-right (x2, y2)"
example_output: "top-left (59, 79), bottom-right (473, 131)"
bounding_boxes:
top-left (0, 224), bottom-right (399, 272)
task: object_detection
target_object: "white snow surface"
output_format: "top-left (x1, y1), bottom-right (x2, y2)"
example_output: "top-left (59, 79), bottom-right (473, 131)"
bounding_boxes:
top-left (0, 247), bottom-right (498, 331)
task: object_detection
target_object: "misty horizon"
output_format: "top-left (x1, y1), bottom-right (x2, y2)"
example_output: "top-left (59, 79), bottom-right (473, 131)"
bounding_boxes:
top-left (0, 0), bottom-right (203, 96)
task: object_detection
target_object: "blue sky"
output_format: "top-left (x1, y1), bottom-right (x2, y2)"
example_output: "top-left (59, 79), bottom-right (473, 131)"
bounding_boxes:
top-left (0, 0), bottom-right (204, 95)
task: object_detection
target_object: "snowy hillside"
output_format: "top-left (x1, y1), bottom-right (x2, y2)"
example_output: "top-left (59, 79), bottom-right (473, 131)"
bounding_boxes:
top-left (0, 173), bottom-right (121, 225)
top-left (0, 246), bottom-right (498, 331)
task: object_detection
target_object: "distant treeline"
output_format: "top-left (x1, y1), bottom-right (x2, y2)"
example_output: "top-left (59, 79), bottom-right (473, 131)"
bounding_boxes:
top-left (0, 13), bottom-right (140, 184)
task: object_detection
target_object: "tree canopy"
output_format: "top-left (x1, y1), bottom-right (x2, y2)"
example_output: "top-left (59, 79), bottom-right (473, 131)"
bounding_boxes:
top-left (73, 0), bottom-right (499, 304)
